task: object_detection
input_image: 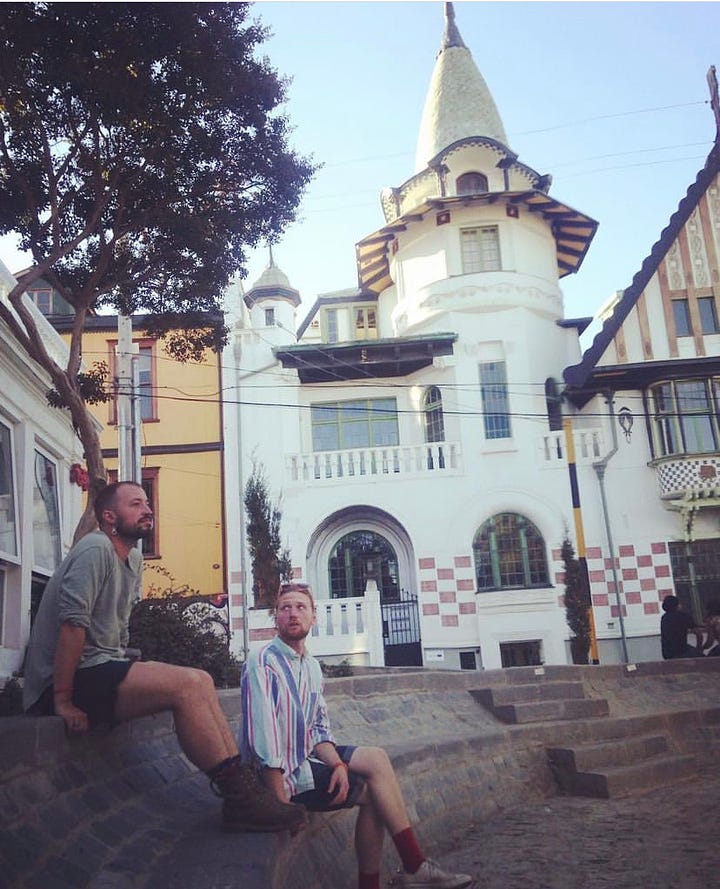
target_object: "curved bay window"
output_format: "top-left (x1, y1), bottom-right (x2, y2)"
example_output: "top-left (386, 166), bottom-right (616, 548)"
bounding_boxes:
top-left (456, 171), bottom-right (488, 196)
top-left (650, 379), bottom-right (720, 456)
top-left (328, 530), bottom-right (400, 600)
top-left (473, 513), bottom-right (549, 592)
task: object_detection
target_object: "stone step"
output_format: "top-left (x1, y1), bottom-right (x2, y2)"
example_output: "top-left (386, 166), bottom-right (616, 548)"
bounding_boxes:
top-left (471, 681), bottom-right (586, 707)
top-left (547, 734), bottom-right (670, 772)
top-left (489, 697), bottom-right (610, 725)
top-left (566, 754), bottom-right (698, 799)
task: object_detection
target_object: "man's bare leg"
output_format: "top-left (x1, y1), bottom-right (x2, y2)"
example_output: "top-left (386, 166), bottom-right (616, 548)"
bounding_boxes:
top-left (114, 660), bottom-right (237, 770)
top-left (348, 746), bottom-right (412, 835)
top-left (114, 660), bottom-right (306, 832)
top-left (354, 790), bottom-right (386, 875)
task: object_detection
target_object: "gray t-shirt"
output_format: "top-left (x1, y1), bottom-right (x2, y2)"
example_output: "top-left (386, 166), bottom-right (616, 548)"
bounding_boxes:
top-left (23, 531), bottom-right (143, 710)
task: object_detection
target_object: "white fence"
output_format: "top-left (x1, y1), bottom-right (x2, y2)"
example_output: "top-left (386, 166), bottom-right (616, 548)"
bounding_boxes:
top-left (286, 442), bottom-right (461, 485)
top-left (247, 583), bottom-right (385, 665)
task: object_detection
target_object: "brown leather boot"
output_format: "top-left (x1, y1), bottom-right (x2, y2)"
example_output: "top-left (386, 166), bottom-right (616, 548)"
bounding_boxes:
top-left (210, 757), bottom-right (307, 833)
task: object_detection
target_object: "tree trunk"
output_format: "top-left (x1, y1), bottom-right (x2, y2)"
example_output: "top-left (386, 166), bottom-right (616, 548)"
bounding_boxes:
top-left (60, 379), bottom-right (107, 544)
top-left (570, 636), bottom-right (590, 665)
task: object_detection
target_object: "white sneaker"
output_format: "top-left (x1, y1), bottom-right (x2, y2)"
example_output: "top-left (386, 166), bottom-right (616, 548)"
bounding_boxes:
top-left (393, 858), bottom-right (474, 888)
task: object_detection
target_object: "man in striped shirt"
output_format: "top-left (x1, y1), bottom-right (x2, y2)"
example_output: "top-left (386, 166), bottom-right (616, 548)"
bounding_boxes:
top-left (242, 582), bottom-right (474, 889)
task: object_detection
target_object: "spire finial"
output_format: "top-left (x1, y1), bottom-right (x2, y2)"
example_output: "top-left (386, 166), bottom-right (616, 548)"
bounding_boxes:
top-left (708, 65), bottom-right (720, 141)
top-left (268, 244), bottom-right (275, 268)
top-left (442, 2), bottom-right (466, 51)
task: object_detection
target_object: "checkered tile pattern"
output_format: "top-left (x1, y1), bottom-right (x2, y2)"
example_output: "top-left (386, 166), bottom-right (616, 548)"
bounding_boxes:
top-left (418, 555), bottom-right (477, 627)
top-left (580, 541), bottom-right (673, 623)
top-left (656, 457), bottom-right (720, 497)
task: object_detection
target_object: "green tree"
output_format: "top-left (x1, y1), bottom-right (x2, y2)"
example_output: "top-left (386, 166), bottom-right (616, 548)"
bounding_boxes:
top-left (244, 462), bottom-right (292, 609)
top-left (561, 534), bottom-right (591, 664)
top-left (0, 3), bottom-right (315, 539)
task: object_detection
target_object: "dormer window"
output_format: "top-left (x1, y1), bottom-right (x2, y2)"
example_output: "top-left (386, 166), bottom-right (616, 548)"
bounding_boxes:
top-left (456, 171), bottom-right (488, 196)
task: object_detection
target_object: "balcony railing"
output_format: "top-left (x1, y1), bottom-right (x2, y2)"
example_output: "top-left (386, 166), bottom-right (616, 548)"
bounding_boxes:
top-left (538, 428), bottom-right (604, 464)
top-left (286, 442), bottom-right (461, 485)
top-left (247, 590), bottom-right (385, 663)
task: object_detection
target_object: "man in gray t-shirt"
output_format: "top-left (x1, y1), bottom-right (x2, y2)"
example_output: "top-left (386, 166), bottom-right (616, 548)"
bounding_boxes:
top-left (23, 481), bottom-right (305, 834)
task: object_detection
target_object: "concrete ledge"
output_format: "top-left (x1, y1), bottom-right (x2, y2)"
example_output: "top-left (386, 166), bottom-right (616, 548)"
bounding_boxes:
top-left (3, 660), bottom-right (720, 889)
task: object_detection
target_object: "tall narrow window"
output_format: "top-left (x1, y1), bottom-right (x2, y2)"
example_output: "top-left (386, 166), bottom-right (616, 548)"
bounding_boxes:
top-left (136, 344), bottom-right (156, 422)
top-left (33, 451), bottom-right (61, 572)
top-left (699, 296), bottom-right (719, 334)
top-left (672, 299), bottom-right (692, 336)
top-left (461, 227), bottom-right (500, 274)
top-left (545, 378), bottom-right (563, 431)
top-left (264, 307), bottom-right (275, 326)
top-left (456, 171), bottom-right (488, 196)
top-left (479, 361), bottom-right (511, 440)
top-left (325, 308), bottom-right (339, 344)
top-left (423, 386), bottom-right (445, 443)
top-left (109, 339), bottom-right (158, 423)
top-left (0, 421), bottom-right (18, 559)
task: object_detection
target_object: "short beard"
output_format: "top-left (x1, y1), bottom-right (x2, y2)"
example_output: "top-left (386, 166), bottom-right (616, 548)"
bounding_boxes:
top-left (115, 519), bottom-right (153, 542)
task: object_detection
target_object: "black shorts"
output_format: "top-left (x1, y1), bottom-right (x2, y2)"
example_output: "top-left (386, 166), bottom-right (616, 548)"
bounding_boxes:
top-left (290, 745), bottom-right (365, 812)
top-left (27, 659), bottom-right (133, 727)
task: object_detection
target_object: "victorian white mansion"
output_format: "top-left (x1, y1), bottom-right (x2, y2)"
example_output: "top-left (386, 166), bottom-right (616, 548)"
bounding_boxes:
top-left (222, 4), bottom-right (720, 670)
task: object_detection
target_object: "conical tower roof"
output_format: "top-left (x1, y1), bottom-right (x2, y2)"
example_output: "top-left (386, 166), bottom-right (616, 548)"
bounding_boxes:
top-left (244, 247), bottom-right (300, 308)
top-left (414, 3), bottom-right (508, 172)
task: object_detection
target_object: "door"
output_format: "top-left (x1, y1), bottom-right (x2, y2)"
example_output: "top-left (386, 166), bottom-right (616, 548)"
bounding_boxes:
top-left (381, 589), bottom-right (422, 667)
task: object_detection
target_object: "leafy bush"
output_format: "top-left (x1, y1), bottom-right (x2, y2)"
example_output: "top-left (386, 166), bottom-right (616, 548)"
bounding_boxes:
top-left (129, 590), bottom-right (241, 688)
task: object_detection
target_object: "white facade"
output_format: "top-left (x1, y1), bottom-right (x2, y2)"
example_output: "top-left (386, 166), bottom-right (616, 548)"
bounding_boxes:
top-left (0, 261), bottom-right (84, 680)
top-left (223, 6), bottom-right (720, 670)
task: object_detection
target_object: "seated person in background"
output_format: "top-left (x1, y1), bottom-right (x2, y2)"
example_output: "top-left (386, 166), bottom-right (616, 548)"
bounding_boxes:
top-left (702, 599), bottom-right (720, 656)
top-left (242, 581), bottom-right (474, 889)
top-left (660, 595), bottom-right (704, 659)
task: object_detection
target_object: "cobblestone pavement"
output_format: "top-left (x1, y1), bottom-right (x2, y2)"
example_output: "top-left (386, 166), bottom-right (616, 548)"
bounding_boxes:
top-left (432, 765), bottom-right (720, 889)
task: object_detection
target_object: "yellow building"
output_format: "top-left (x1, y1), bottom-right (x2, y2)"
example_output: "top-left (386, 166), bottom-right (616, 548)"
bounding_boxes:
top-left (49, 312), bottom-right (227, 600)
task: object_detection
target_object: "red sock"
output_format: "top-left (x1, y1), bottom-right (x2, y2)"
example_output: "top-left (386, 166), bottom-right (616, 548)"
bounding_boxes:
top-left (358, 873), bottom-right (380, 889)
top-left (392, 826), bottom-right (425, 874)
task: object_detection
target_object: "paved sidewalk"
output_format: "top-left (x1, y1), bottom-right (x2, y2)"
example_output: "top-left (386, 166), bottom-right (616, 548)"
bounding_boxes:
top-left (434, 764), bottom-right (719, 889)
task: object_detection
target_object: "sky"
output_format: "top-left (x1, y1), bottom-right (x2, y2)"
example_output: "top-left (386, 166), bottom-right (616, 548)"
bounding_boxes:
top-left (2, 1), bottom-right (720, 347)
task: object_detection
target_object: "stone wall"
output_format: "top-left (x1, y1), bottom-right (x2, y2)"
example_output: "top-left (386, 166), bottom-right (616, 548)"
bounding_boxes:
top-left (2, 661), bottom-right (720, 889)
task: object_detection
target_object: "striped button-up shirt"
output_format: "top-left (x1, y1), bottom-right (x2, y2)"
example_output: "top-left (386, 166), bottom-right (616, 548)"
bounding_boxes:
top-left (241, 635), bottom-right (334, 797)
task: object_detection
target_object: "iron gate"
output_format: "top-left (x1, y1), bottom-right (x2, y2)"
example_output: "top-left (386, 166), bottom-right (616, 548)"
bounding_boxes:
top-left (381, 589), bottom-right (422, 667)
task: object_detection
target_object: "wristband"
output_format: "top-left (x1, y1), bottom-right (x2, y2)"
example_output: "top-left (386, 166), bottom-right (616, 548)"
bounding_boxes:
top-left (333, 761), bottom-right (349, 772)
top-left (53, 687), bottom-right (73, 696)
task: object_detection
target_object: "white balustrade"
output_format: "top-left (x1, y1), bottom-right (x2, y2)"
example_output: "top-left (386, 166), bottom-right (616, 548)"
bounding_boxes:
top-left (540, 428), bottom-right (603, 464)
top-left (246, 591), bottom-right (385, 665)
top-left (287, 442), bottom-right (460, 485)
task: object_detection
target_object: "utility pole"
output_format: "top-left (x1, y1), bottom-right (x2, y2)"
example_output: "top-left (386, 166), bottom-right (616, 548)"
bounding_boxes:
top-left (116, 314), bottom-right (141, 483)
top-left (116, 315), bottom-right (134, 481)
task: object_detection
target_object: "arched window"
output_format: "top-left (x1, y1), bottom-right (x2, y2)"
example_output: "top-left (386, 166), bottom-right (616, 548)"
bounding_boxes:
top-left (328, 530), bottom-right (400, 600)
top-left (545, 378), bottom-right (563, 432)
top-left (423, 386), bottom-right (445, 443)
top-left (456, 171), bottom-right (488, 196)
top-left (473, 514), bottom-right (550, 592)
